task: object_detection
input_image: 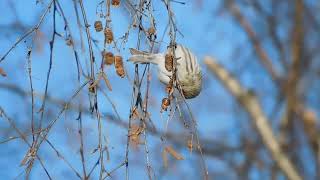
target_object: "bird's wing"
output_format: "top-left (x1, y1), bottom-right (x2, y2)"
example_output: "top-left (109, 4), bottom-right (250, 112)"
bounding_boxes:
top-left (129, 48), bottom-right (151, 56)
top-left (128, 48), bottom-right (164, 65)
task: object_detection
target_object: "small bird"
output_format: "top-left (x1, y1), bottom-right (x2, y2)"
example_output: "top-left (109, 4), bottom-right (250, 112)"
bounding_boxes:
top-left (128, 44), bottom-right (202, 99)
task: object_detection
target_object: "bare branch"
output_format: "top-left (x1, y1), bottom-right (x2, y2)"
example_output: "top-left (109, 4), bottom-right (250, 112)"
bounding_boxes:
top-left (226, 1), bottom-right (281, 82)
top-left (204, 56), bottom-right (302, 180)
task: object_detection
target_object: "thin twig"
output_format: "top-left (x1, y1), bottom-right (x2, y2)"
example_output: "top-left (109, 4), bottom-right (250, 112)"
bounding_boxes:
top-left (0, 0), bottom-right (54, 63)
top-left (0, 107), bottom-right (53, 180)
top-left (226, 0), bottom-right (281, 82)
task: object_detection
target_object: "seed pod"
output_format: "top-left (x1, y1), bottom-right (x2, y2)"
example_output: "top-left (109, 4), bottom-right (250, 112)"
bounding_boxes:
top-left (166, 79), bottom-right (173, 94)
top-left (65, 38), bottom-right (73, 46)
top-left (147, 27), bottom-right (156, 36)
top-left (102, 51), bottom-right (114, 65)
top-left (114, 55), bottom-right (125, 78)
top-left (111, 0), bottom-right (120, 7)
top-left (94, 21), bottom-right (103, 32)
top-left (165, 53), bottom-right (173, 72)
top-left (161, 98), bottom-right (170, 111)
top-left (104, 28), bottom-right (114, 44)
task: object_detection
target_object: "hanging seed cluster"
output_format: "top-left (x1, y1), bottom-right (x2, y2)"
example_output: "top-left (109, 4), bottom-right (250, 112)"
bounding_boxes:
top-left (101, 51), bottom-right (125, 78)
top-left (166, 79), bottom-right (173, 94)
top-left (161, 97), bottom-right (171, 111)
top-left (104, 28), bottom-right (114, 44)
top-left (114, 55), bottom-right (125, 78)
top-left (147, 26), bottom-right (157, 40)
top-left (165, 53), bottom-right (173, 72)
top-left (111, 0), bottom-right (120, 7)
top-left (94, 21), bottom-right (103, 32)
top-left (162, 78), bottom-right (174, 112)
top-left (92, 0), bottom-right (126, 79)
top-left (102, 51), bottom-right (114, 65)
top-left (147, 27), bottom-right (156, 35)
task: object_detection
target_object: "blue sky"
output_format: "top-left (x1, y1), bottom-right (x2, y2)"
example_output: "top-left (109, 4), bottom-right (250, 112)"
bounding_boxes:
top-left (1, 0), bottom-right (311, 179)
top-left (0, 1), bottom-right (240, 179)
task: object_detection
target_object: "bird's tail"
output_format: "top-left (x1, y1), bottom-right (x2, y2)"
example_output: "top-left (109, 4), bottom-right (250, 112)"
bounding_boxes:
top-left (128, 48), bottom-right (163, 64)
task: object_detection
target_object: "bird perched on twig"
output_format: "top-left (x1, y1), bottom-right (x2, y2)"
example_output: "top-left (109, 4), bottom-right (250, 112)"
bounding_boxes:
top-left (128, 44), bottom-right (202, 99)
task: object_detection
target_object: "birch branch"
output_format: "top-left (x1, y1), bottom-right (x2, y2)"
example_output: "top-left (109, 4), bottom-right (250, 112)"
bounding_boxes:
top-left (204, 56), bottom-right (302, 180)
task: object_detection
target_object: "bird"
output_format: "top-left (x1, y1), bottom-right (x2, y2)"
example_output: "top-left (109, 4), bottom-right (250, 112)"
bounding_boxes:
top-left (128, 44), bottom-right (202, 99)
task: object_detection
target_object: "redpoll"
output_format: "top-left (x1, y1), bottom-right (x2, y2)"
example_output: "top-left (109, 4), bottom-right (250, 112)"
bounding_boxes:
top-left (128, 45), bottom-right (202, 99)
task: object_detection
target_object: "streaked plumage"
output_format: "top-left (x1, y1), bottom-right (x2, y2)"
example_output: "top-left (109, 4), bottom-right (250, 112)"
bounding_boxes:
top-left (128, 44), bottom-right (202, 99)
